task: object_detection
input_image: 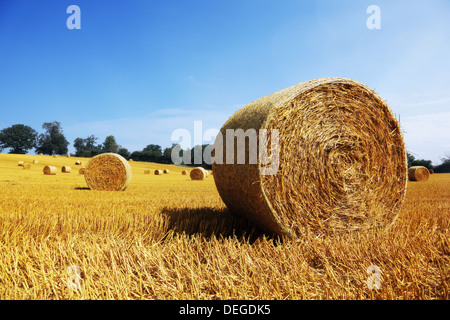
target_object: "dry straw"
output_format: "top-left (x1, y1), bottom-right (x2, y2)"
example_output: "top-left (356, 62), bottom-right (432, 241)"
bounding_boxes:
top-left (23, 163), bottom-right (31, 170)
top-left (43, 166), bottom-right (57, 175)
top-left (62, 166), bottom-right (71, 173)
top-left (163, 169), bottom-right (170, 174)
top-left (190, 167), bottom-right (208, 180)
top-left (84, 153), bottom-right (132, 191)
top-left (408, 166), bottom-right (429, 182)
top-left (212, 77), bottom-right (408, 238)
top-left (144, 169), bottom-right (151, 174)
top-left (79, 168), bottom-right (86, 175)
top-left (154, 170), bottom-right (162, 175)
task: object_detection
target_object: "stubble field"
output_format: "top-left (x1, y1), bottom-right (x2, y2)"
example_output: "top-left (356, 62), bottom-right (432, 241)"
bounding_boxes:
top-left (0, 153), bottom-right (448, 299)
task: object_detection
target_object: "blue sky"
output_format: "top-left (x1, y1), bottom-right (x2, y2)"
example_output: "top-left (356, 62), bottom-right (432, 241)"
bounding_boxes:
top-left (0, 0), bottom-right (449, 164)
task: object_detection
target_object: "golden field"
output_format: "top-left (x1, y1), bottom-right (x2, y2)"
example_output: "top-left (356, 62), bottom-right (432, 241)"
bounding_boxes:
top-left (0, 153), bottom-right (448, 300)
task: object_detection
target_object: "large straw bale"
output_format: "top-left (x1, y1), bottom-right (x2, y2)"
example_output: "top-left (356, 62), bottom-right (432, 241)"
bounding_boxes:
top-left (408, 166), bottom-right (429, 182)
top-left (190, 167), bottom-right (208, 180)
top-left (212, 77), bottom-right (407, 237)
top-left (84, 153), bottom-right (132, 191)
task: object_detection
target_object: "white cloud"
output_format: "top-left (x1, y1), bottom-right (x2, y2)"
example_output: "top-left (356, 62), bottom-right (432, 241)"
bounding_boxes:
top-left (64, 105), bottom-right (241, 153)
top-left (401, 111), bottom-right (450, 164)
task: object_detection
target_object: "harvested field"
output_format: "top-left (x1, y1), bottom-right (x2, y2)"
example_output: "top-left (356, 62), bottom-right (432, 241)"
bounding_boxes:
top-left (0, 153), bottom-right (448, 300)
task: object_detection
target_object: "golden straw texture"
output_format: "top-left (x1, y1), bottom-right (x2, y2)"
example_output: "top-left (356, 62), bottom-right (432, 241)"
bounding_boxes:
top-left (43, 166), bottom-right (57, 175)
top-left (190, 167), bottom-right (207, 180)
top-left (408, 166), bottom-right (430, 182)
top-left (212, 77), bottom-right (407, 238)
top-left (84, 153), bottom-right (132, 191)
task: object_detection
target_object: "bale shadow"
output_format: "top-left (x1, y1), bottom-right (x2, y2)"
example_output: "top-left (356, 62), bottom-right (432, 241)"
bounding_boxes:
top-left (74, 187), bottom-right (90, 190)
top-left (160, 207), bottom-right (278, 243)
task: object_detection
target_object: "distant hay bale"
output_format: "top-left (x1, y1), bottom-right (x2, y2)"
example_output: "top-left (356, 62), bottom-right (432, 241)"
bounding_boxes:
top-left (144, 169), bottom-right (151, 174)
top-left (79, 168), bottom-right (86, 175)
top-left (163, 169), bottom-right (170, 174)
top-left (17, 161), bottom-right (24, 167)
top-left (190, 167), bottom-right (207, 180)
top-left (43, 165), bottom-right (57, 175)
top-left (62, 166), bottom-right (72, 173)
top-left (84, 153), bottom-right (132, 191)
top-left (39, 153), bottom-right (43, 156)
top-left (408, 166), bottom-right (430, 182)
top-left (52, 155), bottom-right (57, 158)
top-left (66, 155), bottom-right (71, 158)
top-left (154, 170), bottom-right (162, 175)
top-left (429, 169), bottom-right (434, 174)
top-left (23, 163), bottom-right (31, 170)
top-left (75, 161), bottom-right (81, 165)
top-left (212, 77), bottom-right (407, 238)
top-left (33, 160), bottom-right (39, 164)
top-left (181, 170), bottom-right (188, 175)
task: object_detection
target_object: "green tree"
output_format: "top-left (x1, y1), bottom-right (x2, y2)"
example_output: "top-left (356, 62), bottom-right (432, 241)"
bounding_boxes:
top-left (0, 124), bottom-right (38, 154)
top-left (407, 152), bottom-right (433, 170)
top-left (101, 135), bottom-right (119, 153)
top-left (117, 147), bottom-right (130, 159)
top-left (35, 121), bottom-right (69, 155)
top-left (73, 135), bottom-right (102, 157)
top-left (434, 154), bottom-right (450, 173)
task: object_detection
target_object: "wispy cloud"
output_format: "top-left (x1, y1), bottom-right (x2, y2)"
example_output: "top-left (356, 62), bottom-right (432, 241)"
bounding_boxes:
top-left (64, 105), bottom-right (241, 153)
top-left (401, 111), bottom-right (450, 164)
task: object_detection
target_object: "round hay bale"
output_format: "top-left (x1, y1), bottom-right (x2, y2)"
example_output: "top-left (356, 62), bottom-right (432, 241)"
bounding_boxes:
top-left (408, 166), bottom-right (429, 182)
top-left (52, 155), bottom-right (57, 158)
top-left (62, 166), bottom-right (72, 173)
top-left (212, 77), bottom-right (408, 237)
top-left (190, 167), bottom-right (207, 180)
top-left (66, 155), bottom-right (71, 158)
top-left (33, 160), bottom-right (39, 164)
top-left (79, 167), bottom-right (86, 175)
top-left (17, 161), bottom-right (24, 167)
top-left (181, 170), bottom-right (188, 175)
top-left (163, 169), bottom-right (170, 174)
top-left (39, 153), bottom-right (43, 156)
top-left (23, 163), bottom-right (31, 170)
top-left (43, 165), bottom-right (57, 175)
top-left (75, 161), bottom-right (81, 165)
top-left (429, 169), bottom-right (434, 174)
top-left (84, 153), bottom-right (132, 191)
top-left (154, 170), bottom-right (162, 175)
top-left (144, 169), bottom-right (151, 174)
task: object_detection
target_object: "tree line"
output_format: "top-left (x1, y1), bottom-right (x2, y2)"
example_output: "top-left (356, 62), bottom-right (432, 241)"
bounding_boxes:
top-left (0, 122), bottom-right (212, 169)
top-left (0, 122), bottom-right (449, 172)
